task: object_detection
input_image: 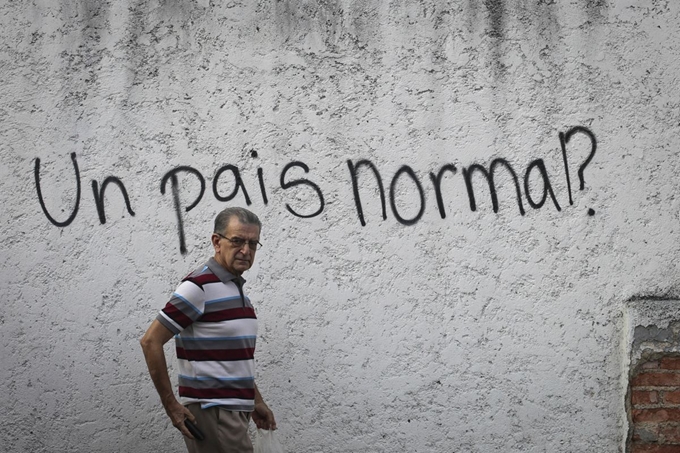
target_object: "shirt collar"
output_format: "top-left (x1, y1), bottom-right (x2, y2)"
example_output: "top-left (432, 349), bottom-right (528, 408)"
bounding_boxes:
top-left (207, 257), bottom-right (246, 285)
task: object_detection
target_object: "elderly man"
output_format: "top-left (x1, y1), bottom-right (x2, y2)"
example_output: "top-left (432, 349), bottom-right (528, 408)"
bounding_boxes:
top-left (140, 207), bottom-right (276, 453)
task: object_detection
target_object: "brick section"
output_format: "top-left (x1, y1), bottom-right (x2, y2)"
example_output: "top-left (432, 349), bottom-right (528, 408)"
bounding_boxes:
top-left (629, 354), bottom-right (680, 453)
top-left (633, 409), bottom-right (680, 423)
top-left (632, 372), bottom-right (680, 387)
top-left (665, 391), bottom-right (680, 405)
top-left (633, 425), bottom-right (660, 443)
top-left (659, 424), bottom-right (680, 443)
top-left (661, 358), bottom-right (680, 370)
top-left (634, 390), bottom-right (660, 406)
top-left (631, 445), bottom-right (680, 453)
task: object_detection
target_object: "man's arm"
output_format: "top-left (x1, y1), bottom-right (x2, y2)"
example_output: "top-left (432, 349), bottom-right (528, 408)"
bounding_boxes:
top-left (140, 319), bottom-right (196, 438)
top-left (252, 383), bottom-right (277, 430)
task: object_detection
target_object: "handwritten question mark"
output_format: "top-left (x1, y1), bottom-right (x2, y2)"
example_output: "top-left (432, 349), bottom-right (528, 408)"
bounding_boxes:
top-left (559, 126), bottom-right (597, 215)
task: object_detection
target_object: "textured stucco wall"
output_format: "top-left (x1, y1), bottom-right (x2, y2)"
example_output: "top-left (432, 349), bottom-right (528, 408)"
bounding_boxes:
top-left (2, 1), bottom-right (680, 452)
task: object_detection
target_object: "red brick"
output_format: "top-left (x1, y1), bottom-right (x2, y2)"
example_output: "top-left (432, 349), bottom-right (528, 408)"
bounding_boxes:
top-left (633, 408), bottom-right (680, 423)
top-left (631, 444), bottom-right (680, 453)
top-left (634, 390), bottom-right (660, 406)
top-left (633, 372), bottom-right (680, 387)
top-left (661, 358), bottom-right (680, 370)
top-left (659, 423), bottom-right (680, 443)
top-left (664, 390), bottom-right (680, 405)
top-left (644, 361), bottom-right (662, 370)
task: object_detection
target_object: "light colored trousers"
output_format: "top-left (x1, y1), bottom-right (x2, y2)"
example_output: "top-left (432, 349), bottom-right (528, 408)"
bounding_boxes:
top-left (184, 404), bottom-right (253, 453)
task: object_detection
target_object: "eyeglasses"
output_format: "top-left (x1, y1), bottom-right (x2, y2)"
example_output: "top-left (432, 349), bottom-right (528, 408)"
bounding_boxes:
top-left (216, 233), bottom-right (262, 251)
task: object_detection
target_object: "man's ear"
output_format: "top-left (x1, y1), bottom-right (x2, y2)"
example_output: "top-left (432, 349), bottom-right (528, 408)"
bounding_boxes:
top-left (211, 233), bottom-right (221, 251)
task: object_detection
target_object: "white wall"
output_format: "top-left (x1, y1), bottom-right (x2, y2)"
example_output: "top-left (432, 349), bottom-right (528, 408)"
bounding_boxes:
top-left (2, 1), bottom-right (679, 452)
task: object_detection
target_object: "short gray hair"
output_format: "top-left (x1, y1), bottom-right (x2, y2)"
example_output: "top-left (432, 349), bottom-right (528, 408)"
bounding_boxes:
top-left (214, 207), bottom-right (261, 234)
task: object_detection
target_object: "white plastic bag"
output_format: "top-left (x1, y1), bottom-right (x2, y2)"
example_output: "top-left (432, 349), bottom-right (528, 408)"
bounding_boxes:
top-left (254, 429), bottom-right (284, 453)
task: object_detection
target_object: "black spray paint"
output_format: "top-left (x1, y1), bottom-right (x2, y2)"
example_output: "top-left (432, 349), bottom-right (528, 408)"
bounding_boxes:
top-left (33, 126), bottom-right (597, 254)
top-left (34, 152), bottom-right (81, 227)
top-left (91, 177), bottom-right (136, 224)
top-left (560, 126), bottom-right (597, 205)
top-left (280, 161), bottom-right (325, 218)
top-left (160, 166), bottom-right (205, 255)
top-left (462, 159), bottom-right (526, 215)
top-left (35, 152), bottom-right (135, 227)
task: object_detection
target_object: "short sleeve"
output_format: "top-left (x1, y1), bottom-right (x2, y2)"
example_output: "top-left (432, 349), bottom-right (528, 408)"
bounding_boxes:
top-left (156, 280), bottom-right (206, 334)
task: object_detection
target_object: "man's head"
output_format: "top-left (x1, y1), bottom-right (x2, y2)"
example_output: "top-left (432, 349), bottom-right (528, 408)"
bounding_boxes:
top-left (212, 207), bottom-right (262, 276)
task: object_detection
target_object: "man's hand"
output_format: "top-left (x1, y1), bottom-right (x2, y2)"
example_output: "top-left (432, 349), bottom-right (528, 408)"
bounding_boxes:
top-left (165, 399), bottom-right (197, 439)
top-left (252, 402), bottom-right (277, 430)
top-left (140, 320), bottom-right (197, 438)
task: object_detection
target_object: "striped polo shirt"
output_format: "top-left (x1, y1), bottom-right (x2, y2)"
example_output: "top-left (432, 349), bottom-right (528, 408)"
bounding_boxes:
top-left (156, 257), bottom-right (257, 411)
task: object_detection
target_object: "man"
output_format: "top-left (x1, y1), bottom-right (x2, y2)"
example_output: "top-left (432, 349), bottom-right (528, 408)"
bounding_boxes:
top-left (140, 207), bottom-right (276, 453)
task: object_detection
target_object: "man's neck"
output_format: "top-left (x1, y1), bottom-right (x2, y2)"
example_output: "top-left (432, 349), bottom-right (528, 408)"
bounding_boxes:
top-left (213, 255), bottom-right (241, 276)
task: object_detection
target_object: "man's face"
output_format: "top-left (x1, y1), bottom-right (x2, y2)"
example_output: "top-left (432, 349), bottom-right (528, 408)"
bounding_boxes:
top-left (212, 218), bottom-right (261, 276)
